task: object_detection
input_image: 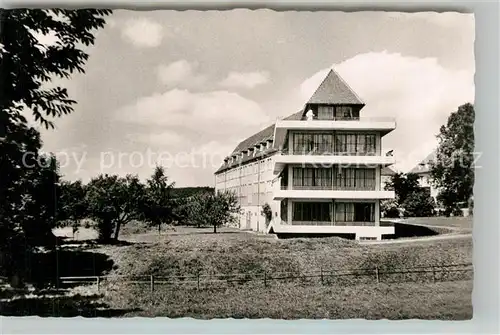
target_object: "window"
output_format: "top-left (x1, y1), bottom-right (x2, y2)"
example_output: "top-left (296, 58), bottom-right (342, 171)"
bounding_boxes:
top-left (335, 168), bottom-right (375, 190)
top-left (293, 133), bottom-right (333, 154)
top-left (293, 202), bottom-right (332, 222)
top-left (335, 106), bottom-right (353, 119)
top-left (293, 167), bottom-right (332, 189)
top-left (318, 106), bottom-right (335, 120)
top-left (335, 134), bottom-right (376, 155)
top-left (335, 202), bottom-right (375, 222)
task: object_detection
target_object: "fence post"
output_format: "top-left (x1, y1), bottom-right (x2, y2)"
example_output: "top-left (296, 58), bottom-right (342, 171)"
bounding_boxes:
top-left (320, 267), bottom-right (324, 285)
top-left (264, 272), bottom-right (267, 287)
top-left (375, 266), bottom-right (379, 284)
top-left (150, 275), bottom-right (154, 292)
top-left (96, 276), bottom-right (100, 292)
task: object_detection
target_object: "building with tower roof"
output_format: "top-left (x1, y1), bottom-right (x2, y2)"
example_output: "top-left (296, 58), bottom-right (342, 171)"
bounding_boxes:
top-left (214, 69), bottom-right (397, 240)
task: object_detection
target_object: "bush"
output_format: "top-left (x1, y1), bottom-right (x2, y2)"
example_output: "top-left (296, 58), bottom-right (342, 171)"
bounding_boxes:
top-left (381, 200), bottom-right (400, 218)
top-left (402, 191), bottom-right (435, 217)
top-left (261, 203), bottom-right (273, 225)
top-left (452, 207), bottom-right (463, 217)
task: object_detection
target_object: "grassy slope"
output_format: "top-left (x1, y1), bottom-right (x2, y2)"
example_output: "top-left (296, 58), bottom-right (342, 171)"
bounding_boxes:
top-left (102, 227), bottom-right (472, 279)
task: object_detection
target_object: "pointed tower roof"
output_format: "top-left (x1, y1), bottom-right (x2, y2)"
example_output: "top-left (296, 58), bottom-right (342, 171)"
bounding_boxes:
top-left (409, 150), bottom-right (437, 174)
top-left (307, 68), bottom-right (364, 105)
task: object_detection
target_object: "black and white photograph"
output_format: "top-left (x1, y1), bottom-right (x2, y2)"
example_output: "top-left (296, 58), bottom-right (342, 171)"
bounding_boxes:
top-left (1, 8), bottom-right (475, 320)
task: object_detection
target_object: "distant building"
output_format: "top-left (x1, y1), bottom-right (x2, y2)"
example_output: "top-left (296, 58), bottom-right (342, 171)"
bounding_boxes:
top-left (214, 68), bottom-right (397, 240)
top-left (408, 151), bottom-right (440, 202)
top-left (381, 166), bottom-right (397, 190)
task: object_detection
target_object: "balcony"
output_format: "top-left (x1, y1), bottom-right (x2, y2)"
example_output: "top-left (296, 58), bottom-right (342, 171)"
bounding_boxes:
top-left (273, 150), bottom-right (395, 174)
top-left (275, 116), bottom-right (396, 135)
top-left (273, 188), bottom-right (395, 201)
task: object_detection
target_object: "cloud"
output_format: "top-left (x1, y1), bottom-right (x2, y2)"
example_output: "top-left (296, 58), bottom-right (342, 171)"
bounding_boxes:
top-left (300, 51), bottom-right (474, 172)
top-left (127, 131), bottom-right (184, 147)
top-left (121, 18), bottom-right (163, 48)
top-left (117, 89), bottom-right (271, 137)
top-left (157, 60), bottom-right (206, 87)
top-left (219, 71), bottom-right (270, 89)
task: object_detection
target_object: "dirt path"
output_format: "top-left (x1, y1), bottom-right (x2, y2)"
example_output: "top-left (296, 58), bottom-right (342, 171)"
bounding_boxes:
top-left (361, 232), bottom-right (472, 245)
top-left (362, 219), bottom-right (472, 245)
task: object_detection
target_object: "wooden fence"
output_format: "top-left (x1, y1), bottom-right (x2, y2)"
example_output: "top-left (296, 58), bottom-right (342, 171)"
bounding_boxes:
top-left (57, 262), bottom-right (473, 292)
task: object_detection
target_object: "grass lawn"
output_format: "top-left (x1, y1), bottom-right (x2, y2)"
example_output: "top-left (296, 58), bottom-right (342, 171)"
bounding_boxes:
top-left (104, 280), bottom-right (473, 320)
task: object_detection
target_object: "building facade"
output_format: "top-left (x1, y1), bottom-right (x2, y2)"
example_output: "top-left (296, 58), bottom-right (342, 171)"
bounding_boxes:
top-left (215, 69), bottom-right (397, 240)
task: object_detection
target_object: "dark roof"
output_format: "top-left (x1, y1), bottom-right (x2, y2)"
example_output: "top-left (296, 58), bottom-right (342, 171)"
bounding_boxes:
top-left (409, 150), bottom-right (437, 174)
top-left (215, 110), bottom-right (303, 174)
top-left (307, 68), bottom-right (364, 105)
top-left (215, 147), bottom-right (279, 174)
top-left (231, 124), bottom-right (275, 154)
top-left (381, 166), bottom-right (397, 176)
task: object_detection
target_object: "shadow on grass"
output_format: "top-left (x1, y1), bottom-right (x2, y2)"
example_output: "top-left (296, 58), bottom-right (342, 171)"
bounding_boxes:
top-left (167, 230), bottom-right (244, 236)
top-left (0, 293), bottom-right (140, 317)
top-left (27, 248), bottom-right (116, 289)
top-left (59, 238), bottom-right (137, 247)
top-left (382, 222), bottom-right (441, 240)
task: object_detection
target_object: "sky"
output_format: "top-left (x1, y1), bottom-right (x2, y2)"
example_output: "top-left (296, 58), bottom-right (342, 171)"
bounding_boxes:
top-left (34, 10), bottom-right (475, 187)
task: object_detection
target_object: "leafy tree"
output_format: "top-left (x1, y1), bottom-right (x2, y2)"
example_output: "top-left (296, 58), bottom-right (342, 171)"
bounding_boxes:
top-left (430, 103), bottom-right (475, 213)
top-left (384, 172), bottom-right (421, 205)
top-left (170, 186), bottom-right (214, 199)
top-left (85, 174), bottom-right (146, 242)
top-left (402, 191), bottom-right (436, 217)
top-left (20, 153), bottom-right (62, 246)
top-left (57, 180), bottom-right (87, 235)
top-left (1, 9), bottom-right (112, 284)
top-left (1, 9), bottom-right (112, 129)
top-left (185, 191), bottom-right (241, 233)
top-left (143, 166), bottom-right (176, 234)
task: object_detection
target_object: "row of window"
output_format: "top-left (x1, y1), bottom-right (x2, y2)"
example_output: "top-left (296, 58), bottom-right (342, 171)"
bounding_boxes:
top-left (291, 133), bottom-right (377, 155)
top-left (291, 202), bottom-right (375, 223)
top-left (225, 141), bottom-right (273, 165)
top-left (216, 158), bottom-right (273, 184)
top-left (291, 167), bottom-right (376, 190)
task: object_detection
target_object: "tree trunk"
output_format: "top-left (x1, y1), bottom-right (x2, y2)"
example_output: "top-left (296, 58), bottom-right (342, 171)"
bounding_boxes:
top-left (10, 274), bottom-right (22, 289)
top-left (98, 218), bottom-right (113, 243)
top-left (158, 223), bottom-right (161, 235)
top-left (113, 221), bottom-right (121, 241)
top-left (213, 224), bottom-right (217, 234)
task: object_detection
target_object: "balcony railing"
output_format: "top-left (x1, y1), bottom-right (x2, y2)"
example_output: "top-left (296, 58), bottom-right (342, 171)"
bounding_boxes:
top-left (290, 220), bottom-right (375, 226)
top-left (281, 184), bottom-right (377, 191)
top-left (295, 116), bottom-right (396, 122)
top-left (279, 148), bottom-right (378, 156)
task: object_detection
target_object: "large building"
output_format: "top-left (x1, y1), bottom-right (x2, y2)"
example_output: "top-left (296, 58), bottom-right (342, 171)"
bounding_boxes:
top-left (214, 69), bottom-right (397, 240)
top-left (408, 151), bottom-right (440, 202)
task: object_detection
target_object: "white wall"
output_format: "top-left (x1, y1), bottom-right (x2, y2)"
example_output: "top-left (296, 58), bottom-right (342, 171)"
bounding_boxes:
top-left (215, 152), bottom-right (280, 233)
